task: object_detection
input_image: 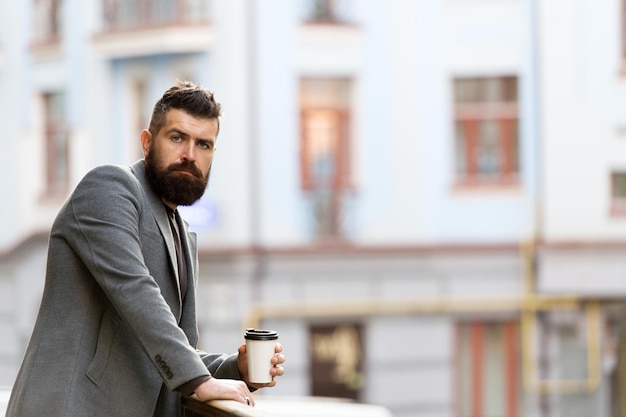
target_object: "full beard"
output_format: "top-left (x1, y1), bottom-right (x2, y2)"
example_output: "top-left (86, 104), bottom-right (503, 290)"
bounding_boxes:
top-left (144, 152), bottom-right (209, 206)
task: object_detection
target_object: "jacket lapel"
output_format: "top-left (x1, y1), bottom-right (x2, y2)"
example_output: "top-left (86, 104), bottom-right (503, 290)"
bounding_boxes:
top-left (130, 160), bottom-right (183, 318)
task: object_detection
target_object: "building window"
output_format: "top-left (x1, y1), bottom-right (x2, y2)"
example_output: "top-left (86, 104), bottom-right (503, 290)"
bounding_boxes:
top-left (33, 0), bottom-right (64, 43)
top-left (103, 0), bottom-right (209, 31)
top-left (301, 0), bottom-right (350, 24)
top-left (44, 92), bottom-right (69, 194)
top-left (453, 76), bottom-right (519, 186)
top-left (300, 78), bottom-right (352, 239)
top-left (456, 321), bottom-right (519, 417)
top-left (611, 172), bottom-right (626, 216)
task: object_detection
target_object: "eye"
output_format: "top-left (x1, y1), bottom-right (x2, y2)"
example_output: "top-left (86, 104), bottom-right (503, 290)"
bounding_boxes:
top-left (198, 140), bottom-right (214, 150)
top-left (171, 135), bottom-right (182, 143)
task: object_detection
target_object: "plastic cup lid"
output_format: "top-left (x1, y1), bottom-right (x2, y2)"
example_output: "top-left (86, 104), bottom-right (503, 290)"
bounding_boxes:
top-left (245, 328), bottom-right (279, 340)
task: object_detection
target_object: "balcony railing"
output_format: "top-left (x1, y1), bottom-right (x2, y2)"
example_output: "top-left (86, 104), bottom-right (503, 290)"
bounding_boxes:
top-left (103, 0), bottom-right (210, 31)
top-left (181, 398), bottom-right (273, 417)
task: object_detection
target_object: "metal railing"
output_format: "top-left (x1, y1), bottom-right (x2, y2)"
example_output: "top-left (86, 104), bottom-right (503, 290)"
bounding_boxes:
top-left (102, 0), bottom-right (210, 31)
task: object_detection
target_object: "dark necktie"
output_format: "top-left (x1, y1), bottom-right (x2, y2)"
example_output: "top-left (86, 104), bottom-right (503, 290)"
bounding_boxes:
top-left (166, 208), bottom-right (188, 300)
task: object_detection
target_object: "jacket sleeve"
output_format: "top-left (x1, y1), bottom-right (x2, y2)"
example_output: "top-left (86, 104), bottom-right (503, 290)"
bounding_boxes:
top-left (58, 165), bottom-right (213, 390)
top-left (200, 352), bottom-right (241, 380)
top-left (177, 352), bottom-right (242, 396)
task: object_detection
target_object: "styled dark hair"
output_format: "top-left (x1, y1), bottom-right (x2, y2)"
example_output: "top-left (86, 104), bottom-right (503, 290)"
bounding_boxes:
top-left (148, 80), bottom-right (222, 136)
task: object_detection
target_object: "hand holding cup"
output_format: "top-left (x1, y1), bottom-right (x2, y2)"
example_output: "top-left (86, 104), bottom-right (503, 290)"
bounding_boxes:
top-left (238, 328), bottom-right (284, 387)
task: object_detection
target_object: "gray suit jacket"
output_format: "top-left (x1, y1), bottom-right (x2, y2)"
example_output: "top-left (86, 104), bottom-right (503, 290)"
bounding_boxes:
top-left (6, 160), bottom-right (240, 417)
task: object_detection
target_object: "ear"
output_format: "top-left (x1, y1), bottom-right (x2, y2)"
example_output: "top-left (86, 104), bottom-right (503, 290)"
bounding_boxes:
top-left (140, 129), bottom-right (152, 157)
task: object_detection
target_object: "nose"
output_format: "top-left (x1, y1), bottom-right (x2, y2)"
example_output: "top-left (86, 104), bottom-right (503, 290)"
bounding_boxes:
top-left (181, 142), bottom-right (196, 162)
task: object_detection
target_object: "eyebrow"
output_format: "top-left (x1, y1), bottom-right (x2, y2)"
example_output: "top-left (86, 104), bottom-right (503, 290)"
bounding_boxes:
top-left (164, 127), bottom-right (190, 138)
top-left (164, 127), bottom-right (214, 144)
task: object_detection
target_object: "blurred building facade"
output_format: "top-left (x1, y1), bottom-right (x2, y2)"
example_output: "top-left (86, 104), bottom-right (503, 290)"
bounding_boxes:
top-left (1, 0), bottom-right (626, 416)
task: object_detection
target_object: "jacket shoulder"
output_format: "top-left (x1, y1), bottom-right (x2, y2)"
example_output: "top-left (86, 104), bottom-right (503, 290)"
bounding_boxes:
top-left (76, 163), bottom-right (143, 192)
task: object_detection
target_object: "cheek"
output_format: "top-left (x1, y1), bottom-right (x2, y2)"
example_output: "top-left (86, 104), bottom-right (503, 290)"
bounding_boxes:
top-left (200, 155), bottom-right (213, 172)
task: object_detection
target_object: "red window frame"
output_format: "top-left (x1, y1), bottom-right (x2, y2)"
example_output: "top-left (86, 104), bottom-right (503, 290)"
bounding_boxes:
top-left (299, 108), bottom-right (351, 239)
top-left (299, 77), bottom-right (352, 239)
top-left (455, 321), bottom-right (519, 417)
top-left (453, 76), bottom-right (520, 187)
top-left (300, 108), bottom-right (351, 191)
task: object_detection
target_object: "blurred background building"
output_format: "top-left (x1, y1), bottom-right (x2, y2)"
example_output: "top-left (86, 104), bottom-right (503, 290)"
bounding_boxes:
top-left (2, 0), bottom-right (626, 416)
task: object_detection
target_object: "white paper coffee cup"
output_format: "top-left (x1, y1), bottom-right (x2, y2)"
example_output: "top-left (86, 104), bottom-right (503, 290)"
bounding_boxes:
top-left (245, 328), bottom-right (279, 384)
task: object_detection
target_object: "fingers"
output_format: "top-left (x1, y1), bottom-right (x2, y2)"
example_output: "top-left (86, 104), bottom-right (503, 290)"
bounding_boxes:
top-left (270, 363), bottom-right (285, 377)
top-left (269, 346), bottom-right (285, 380)
top-left (243, 395), bottom-right (255, 407)
top-left (271, 353), bottom-right (285, 366)
top-left (194, 377), bottom-right (254, 406)
top-left (231, 381), bottom-right (254, 406)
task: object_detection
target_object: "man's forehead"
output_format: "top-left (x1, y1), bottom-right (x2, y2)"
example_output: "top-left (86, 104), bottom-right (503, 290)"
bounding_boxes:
top-left (163, 109), bottom-right (218, 133)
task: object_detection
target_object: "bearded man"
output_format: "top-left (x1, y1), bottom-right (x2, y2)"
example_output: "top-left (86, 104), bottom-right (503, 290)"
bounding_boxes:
top-left (6, 81), bottom-right (285, 417)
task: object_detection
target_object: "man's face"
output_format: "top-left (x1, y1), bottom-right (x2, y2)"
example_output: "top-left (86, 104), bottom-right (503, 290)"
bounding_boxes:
top-left (142, 108), bottom-right (218, 207)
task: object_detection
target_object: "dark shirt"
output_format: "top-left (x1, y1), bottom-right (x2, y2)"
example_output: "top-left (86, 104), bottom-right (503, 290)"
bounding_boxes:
top-left (164, 205), bottom-right (210, 395)
top-left (164, 206), bottom-right (187, 300)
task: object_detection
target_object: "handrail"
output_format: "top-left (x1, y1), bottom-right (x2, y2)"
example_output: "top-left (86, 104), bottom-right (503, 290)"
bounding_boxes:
top-left (181, 398), bottom-right (275, 417)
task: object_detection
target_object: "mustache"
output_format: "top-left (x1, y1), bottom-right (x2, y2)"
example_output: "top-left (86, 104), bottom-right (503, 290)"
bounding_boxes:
top-left (168, 161), bottom-right (203, 178)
